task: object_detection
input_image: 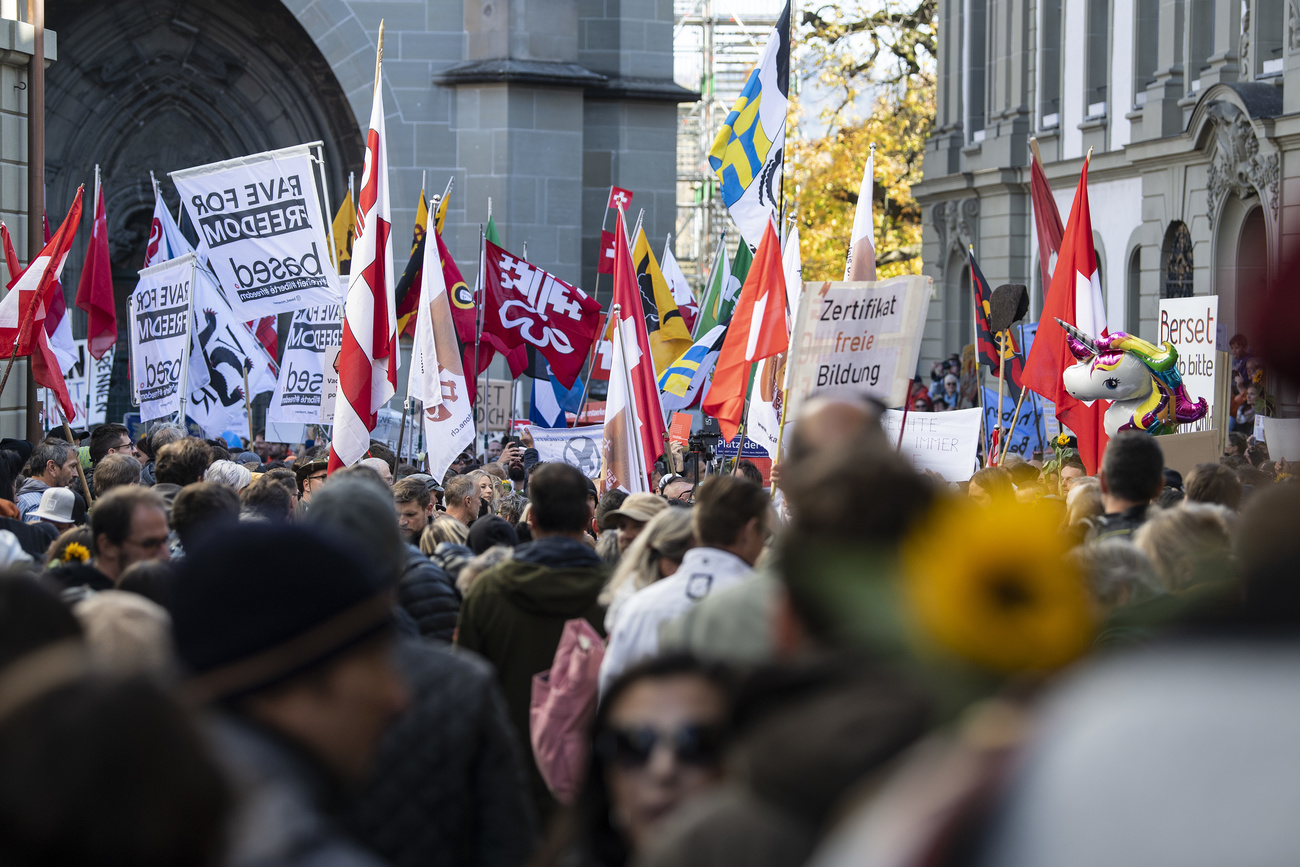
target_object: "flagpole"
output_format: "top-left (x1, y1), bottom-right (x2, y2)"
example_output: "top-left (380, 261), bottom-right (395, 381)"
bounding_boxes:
top-left (59, 407), bottom-right (93, 505)
top-left (315, 143), bottom-right (338, 279)
top-left (472, 224), bottom-right (485, 451)
top-left (631, 209), bottom-right (645, 246)
top-left (694, 230), bottom-right (726, 340)
top-left (1000, 384), bottom-right (1030, 464)
top-left (970, 246), bottom-right (990, 462)
top-left (575, 310), bottom-right (608, 422)
top-left (24, 0), bottom-right (44, 442)
top-left (611, 302), bottom-right (650, 492)
top-left (177, 256), bottom-right (198, 425)
top-left (395, 396), bottom-right (409, 467)
top-left (241, 366), bottom-right (254, 441)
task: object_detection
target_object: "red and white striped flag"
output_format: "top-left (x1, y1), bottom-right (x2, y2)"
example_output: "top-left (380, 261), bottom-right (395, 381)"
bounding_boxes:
top-left (0, 187), bottom-right (84, 360)
top-left (328, 46), bottom-right (397, 473)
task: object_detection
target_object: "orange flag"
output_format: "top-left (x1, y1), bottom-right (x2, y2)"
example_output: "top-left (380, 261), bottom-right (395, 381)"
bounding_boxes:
top-left (702, 218), bottom-right (788, 442)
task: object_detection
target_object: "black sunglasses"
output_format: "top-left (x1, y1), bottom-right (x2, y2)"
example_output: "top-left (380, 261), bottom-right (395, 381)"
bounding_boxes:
top-left (595, 723), bottom-right (724, 768)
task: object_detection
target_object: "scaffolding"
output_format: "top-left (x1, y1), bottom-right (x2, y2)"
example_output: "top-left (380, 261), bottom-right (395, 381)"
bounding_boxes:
top-left (673, 0), bottom-right (782, 283)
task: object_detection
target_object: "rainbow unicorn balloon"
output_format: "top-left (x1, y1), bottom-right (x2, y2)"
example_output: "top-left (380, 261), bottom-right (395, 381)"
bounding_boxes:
top-left (1058, 319), bottom-right (1209, 437)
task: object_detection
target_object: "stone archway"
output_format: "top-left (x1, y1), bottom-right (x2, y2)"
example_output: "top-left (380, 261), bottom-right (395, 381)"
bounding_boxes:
top-left (46, 0), bottom-right (364, 422)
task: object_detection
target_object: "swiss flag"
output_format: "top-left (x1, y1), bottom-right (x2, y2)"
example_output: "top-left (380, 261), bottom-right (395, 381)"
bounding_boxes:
top-left (702, 218), bottom-right (788, 442)
top-left (1021, 157), bottom-right (1109, 473)
top-left (0, 187), bottom-right (84, 361)
top-left (607, 186), bottom-right (633, 212)
top-left (597, 229), bottom-right (617, 275)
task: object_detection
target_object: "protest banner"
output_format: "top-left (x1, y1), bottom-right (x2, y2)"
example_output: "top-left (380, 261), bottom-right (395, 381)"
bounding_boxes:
top-left (785, 276), bottom-right (931, 420)
top-left (39, 339), bottom-right (90, 430)
top-left (1158, 295), bottom-right (1218, 433)
top-left (269, 290), bottom-right (343, 424)
top-left (129, 253), bottom-right (199, 421)
top-left (171, 144), bottom-right (338, 319)
top-left (186, 266), bottom-right (278, 439)
top-left (1262, 417), bottom-right (1300, 461)
top-left (527, 424), bottom-right (605, 479)
top-left (882, 407), bottom-right (982, 482)
top-left (85, 345), bottom-right (114, 426)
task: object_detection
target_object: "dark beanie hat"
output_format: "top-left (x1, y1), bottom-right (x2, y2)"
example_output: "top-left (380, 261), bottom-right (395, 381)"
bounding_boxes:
top-left (468, 515), bottom-right (518, 554)
top-left (170, 523), bottom-right (391, 702)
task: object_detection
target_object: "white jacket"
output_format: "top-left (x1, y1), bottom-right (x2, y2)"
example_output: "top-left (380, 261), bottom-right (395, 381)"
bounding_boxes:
top-left (599, 547), bottom-right (752, 695)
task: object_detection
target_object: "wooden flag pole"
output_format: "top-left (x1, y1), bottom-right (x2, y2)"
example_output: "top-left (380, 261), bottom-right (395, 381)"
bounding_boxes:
top-left (25, 0), bottom-right (44, 444)
top-left (992, 332), bottom-right (1008, 464)
top-left (999, 385), bottom-right (1030, 465)
top-left (241, 366), bottom-right (254, 442)
top-left (395, 396), bottom-right (409, 469)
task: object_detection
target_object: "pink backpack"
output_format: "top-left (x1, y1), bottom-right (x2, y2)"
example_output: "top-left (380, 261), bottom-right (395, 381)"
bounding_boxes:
top-left (530, 617), bottom-right (605, 804)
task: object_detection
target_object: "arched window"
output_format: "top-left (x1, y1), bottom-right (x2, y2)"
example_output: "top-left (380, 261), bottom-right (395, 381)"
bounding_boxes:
top-left (1162, 222), bottom-right (1194, 298)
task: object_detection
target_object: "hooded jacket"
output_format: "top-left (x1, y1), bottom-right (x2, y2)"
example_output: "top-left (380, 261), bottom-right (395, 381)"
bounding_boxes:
top-left (397, 546), bottom-right (460, 643)
top-left (455, 535), bottom-right (607, 817)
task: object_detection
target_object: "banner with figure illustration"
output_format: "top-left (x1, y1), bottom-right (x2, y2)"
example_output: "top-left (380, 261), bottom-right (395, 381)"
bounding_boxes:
top-left (527, 424), bottom-right (605, 479)
top-left (268, 278), bottom-right (344, 424)
top-left (186, 265), bottom-right (278, 439)
top-left (171, 144), bottom-right (338, 319)
top-left (130, 254), bottom-right (200, 421)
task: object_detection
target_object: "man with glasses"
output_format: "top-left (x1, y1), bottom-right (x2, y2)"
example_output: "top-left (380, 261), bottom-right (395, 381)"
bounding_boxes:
top-left (90, 486), bottom-right (171, 584)
top-left (661, 475), bottom-right (695, 504)
top-left (293, 458), bottom-right (329, 505)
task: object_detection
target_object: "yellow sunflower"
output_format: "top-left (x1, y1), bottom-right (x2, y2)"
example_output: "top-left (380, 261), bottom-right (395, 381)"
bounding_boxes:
top-left (62, 542), bottom-right (90, 564)
top-left (901, 497), bottom-right (1093, 673)
top-left (1055, 433), bottom-right (1071, 447)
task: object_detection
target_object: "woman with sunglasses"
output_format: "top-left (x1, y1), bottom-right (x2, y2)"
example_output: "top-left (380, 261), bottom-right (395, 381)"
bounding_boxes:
top-left (534, 654), bottom-right (732, 867)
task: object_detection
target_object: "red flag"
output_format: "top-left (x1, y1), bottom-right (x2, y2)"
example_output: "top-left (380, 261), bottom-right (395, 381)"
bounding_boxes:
top-left (597, 229), bottom-right (617, 275)
top-left (31, 319), bottom-right (74, 421)
top-left (76, 179), bottom-right (117, 359)
top-left (0, 188), bottom-right (84, 359)
top-left (609, 207), bottom-right (665, 474)
top-left (246, 316), bottom-right (277, 358)
top-left (0, 223), bottom-right (17, 280)
top-left (1030, 148), bottom-right (1065, 293)
top-left (440, 230), bottom-right (502, 407)
top-left (702, 218), bottom-right (788, 442)
top-left (607, 186), bottom-right (633, 211)
top-left (1021, 157), bottom-right (1109, 474)
top-left (328, 67), bottom-right (397, 474)
top-left (480, 239), bottom-right (602, 388)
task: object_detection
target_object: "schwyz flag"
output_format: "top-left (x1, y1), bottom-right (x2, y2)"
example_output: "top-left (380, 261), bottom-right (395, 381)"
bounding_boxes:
top-left (328, 59), bottom-right (397, 473)
top-left (1022, 156), bottom-right (1109, 474)
top-left (970, 248), bottom-right (1025, 398)
top-left (708, 0), bottom-right (790, 248)
top-left (480, 240), bottom-right (602, 388)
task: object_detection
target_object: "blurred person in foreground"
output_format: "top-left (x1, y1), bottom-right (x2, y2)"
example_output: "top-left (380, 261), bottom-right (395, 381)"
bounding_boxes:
top-left (534, 655), bottom-right (733, 867)
top-left (456, 462), bottom-right (607, 820)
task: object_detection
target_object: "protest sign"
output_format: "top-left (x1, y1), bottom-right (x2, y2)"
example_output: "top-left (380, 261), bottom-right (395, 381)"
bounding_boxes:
top-left (668, 412), bottom-right (692, 446)
top-left (527, 424), bottom-right (605, 479)
top-left (785, 276), bottom-right (931, 420)
top-left (40, 339), bottom-right (90, 429)
top-left (475, 377), bottom-right (515, 432)
top-left (882, 407), bottom-right (982, 482)
top-left (269, 289), bottom-right (343, 424)
top-left (185, 266), bottom-right (278, 439)
top-left (1158, 295), bottom-right (1218, 432)
top-left (130, 253), bottom-right (199, 421)
top-left (1159, 429), bottom-right (1221, 478)
top-left (1262, 417), bottom-right (1300, 461)
top-left (85, 345), bottom-right (114, 426)
top-left (171, 144), bottom-right (338, 319)
top-left (982, 322), bottom-right (1047, 458)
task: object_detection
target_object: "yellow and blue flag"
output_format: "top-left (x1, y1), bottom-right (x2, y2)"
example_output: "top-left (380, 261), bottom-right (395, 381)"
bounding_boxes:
top-left (659, 324), bottom-right (728, 412)
top-left (708, 0), bottom-right (790, 249)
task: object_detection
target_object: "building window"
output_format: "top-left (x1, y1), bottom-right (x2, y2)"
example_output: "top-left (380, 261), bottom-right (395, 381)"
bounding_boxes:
top-left (1127, 246), bottom-right (1143, 334)
top-left (966, 0), bottom-right (987, 142)
top-left (1257, 0), bottom-right (1284, 76)
top-left (1040, 0), bottom-right (1062, 127)
top-left (1133, 0), bottom-right (1160, 106)
top-left (1162, 221), bottom-right (1194, 298)
top-left (1086, 0), bottom-right (1111, 116)
top-left (1187, 0), bottom-right (1214, 88)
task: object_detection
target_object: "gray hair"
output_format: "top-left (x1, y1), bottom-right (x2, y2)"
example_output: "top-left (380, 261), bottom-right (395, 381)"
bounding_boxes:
top-left (456, 545), bottom-right (513, 595)
top-left (1070, 539), bottom-right (1161, 609)
top-left (203, 460), bottom-right (252, 491)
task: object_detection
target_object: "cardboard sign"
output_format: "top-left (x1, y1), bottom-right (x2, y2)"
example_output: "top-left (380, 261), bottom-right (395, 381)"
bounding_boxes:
top-left (527, 424), bottom-right (605, 479)
top-left (1158, 295), bottom-right (1218, 433)
top-left (786, 276), bottom-right (931, 420)
top-left (171, 144), bottom-right (338, 319)
top-left (882, 407), bottom-right (982, 482)
top-left (1157, 429), bottom-right (1221, 478)
top-left (1261, 417), bottom-right (1300, 461)
top-left (474, 377), bottom-right (515, 432)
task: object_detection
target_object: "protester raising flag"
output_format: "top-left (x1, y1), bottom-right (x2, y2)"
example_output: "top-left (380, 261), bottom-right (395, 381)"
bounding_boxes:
top-left (970, 248), bottom-right (1025, 397)
top-left (1022, 152), bottom-right (1109, 474)
top-left (602, 207), bottom-right (665, 492)
top-left (708, 0), bottom-right (790, 247)
top-left (701, 218), bottom-right (788, 443)
top-left (631, 226), bottom-right (693, 375)
top-left (332, 185), bottom-right (357, 272)
top-left (480, 239), bottom-right (602, 388)
top-left (76, 167), bottom-right (117, 360)
top-left (408, 222), bottom-right (474, 481)
top-left (1030, 139), bottom-right (1065, 290)
top-left (329, 31), bottom-right (397, 474)
top-left (394, 183), bottom-right (428, 336)
top-left (660, 236), bottom-right (698, 335)
top-left (844, 145), bottom-right (878, 281)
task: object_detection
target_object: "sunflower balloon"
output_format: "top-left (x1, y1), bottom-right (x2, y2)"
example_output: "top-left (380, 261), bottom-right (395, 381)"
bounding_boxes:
top-left (902, 497), bottom-right (1094, 673)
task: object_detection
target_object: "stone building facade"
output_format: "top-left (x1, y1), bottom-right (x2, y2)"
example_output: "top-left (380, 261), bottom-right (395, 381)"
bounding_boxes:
top-left (6, 0), bottom-right (688, 430)
top-left (914, 0), bottom-right (1299, 415)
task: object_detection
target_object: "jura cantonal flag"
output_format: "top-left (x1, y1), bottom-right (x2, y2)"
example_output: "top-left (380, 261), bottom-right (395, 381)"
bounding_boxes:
top-left (844, 146), bottom-right (878, 282)
top-left (77, 169), bottom-right (118, 360)
top-left (328, 46), bottom-right (397, 474)
top-left (701, 218), bottom-right (788, 443)
top-left (1021, 155), bottom-right (1108, 474)
top-left (708, 0), bottom-right (790, 248)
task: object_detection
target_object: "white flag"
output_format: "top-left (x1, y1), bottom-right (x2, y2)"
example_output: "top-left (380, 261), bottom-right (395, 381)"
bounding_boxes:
top-left (843, 147), bottom-right (877, 282)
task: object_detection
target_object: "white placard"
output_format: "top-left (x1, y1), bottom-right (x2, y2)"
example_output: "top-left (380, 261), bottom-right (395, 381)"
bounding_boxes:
top-left (170, 144), bottom-right (338, 319)
top-left (882, 407), bottom-right (983, 482)
top-left (786, 276), bottom-right (931, 420)
top-left (1158, 295), bottom-right (1218, 432)
top-left (1261, 417), bottom-right (1300, 461)
top-left (39, 339), bottom-right (90, 430)
top-left (85, 345), bottom-right (114, 426)
top-left (527, 424), bottom-right (605, 479)
top-left (268, 292), bottom-right (343, 424)
top-left (129, 254), bottom-right (197, 421)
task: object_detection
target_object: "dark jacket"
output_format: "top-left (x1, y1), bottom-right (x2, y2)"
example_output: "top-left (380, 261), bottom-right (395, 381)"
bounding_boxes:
top-left (209, 714), bottom-right (388, 867)
top-left (1087, 504), bottom-right (1149, 542)
top-left (635, 654), bottom-right (932, 867)
top-left (339, 639), bottom-right (537, 867)
top-left (0, 515), bottom-right (56, 561)
top-left (396, 546), bottom-right (460, 642)
top-left (455, 535), bottom-right (606, 817)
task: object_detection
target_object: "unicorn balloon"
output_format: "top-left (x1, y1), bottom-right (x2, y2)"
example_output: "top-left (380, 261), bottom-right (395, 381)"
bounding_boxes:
top-left (1058, 319), bottom-right (1209, 437)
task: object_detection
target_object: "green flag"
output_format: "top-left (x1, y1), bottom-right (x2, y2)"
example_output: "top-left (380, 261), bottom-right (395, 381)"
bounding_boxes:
top-left (485, 214), bottom-right (501, 245)
top-left (719, 241), bottom-right (752, 325)
top-left (694, 240), bottom-right (730, 338)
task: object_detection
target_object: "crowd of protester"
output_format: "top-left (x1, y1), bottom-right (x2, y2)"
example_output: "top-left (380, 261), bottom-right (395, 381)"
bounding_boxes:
top-left (0, 386), bottom-right (1295, 867)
